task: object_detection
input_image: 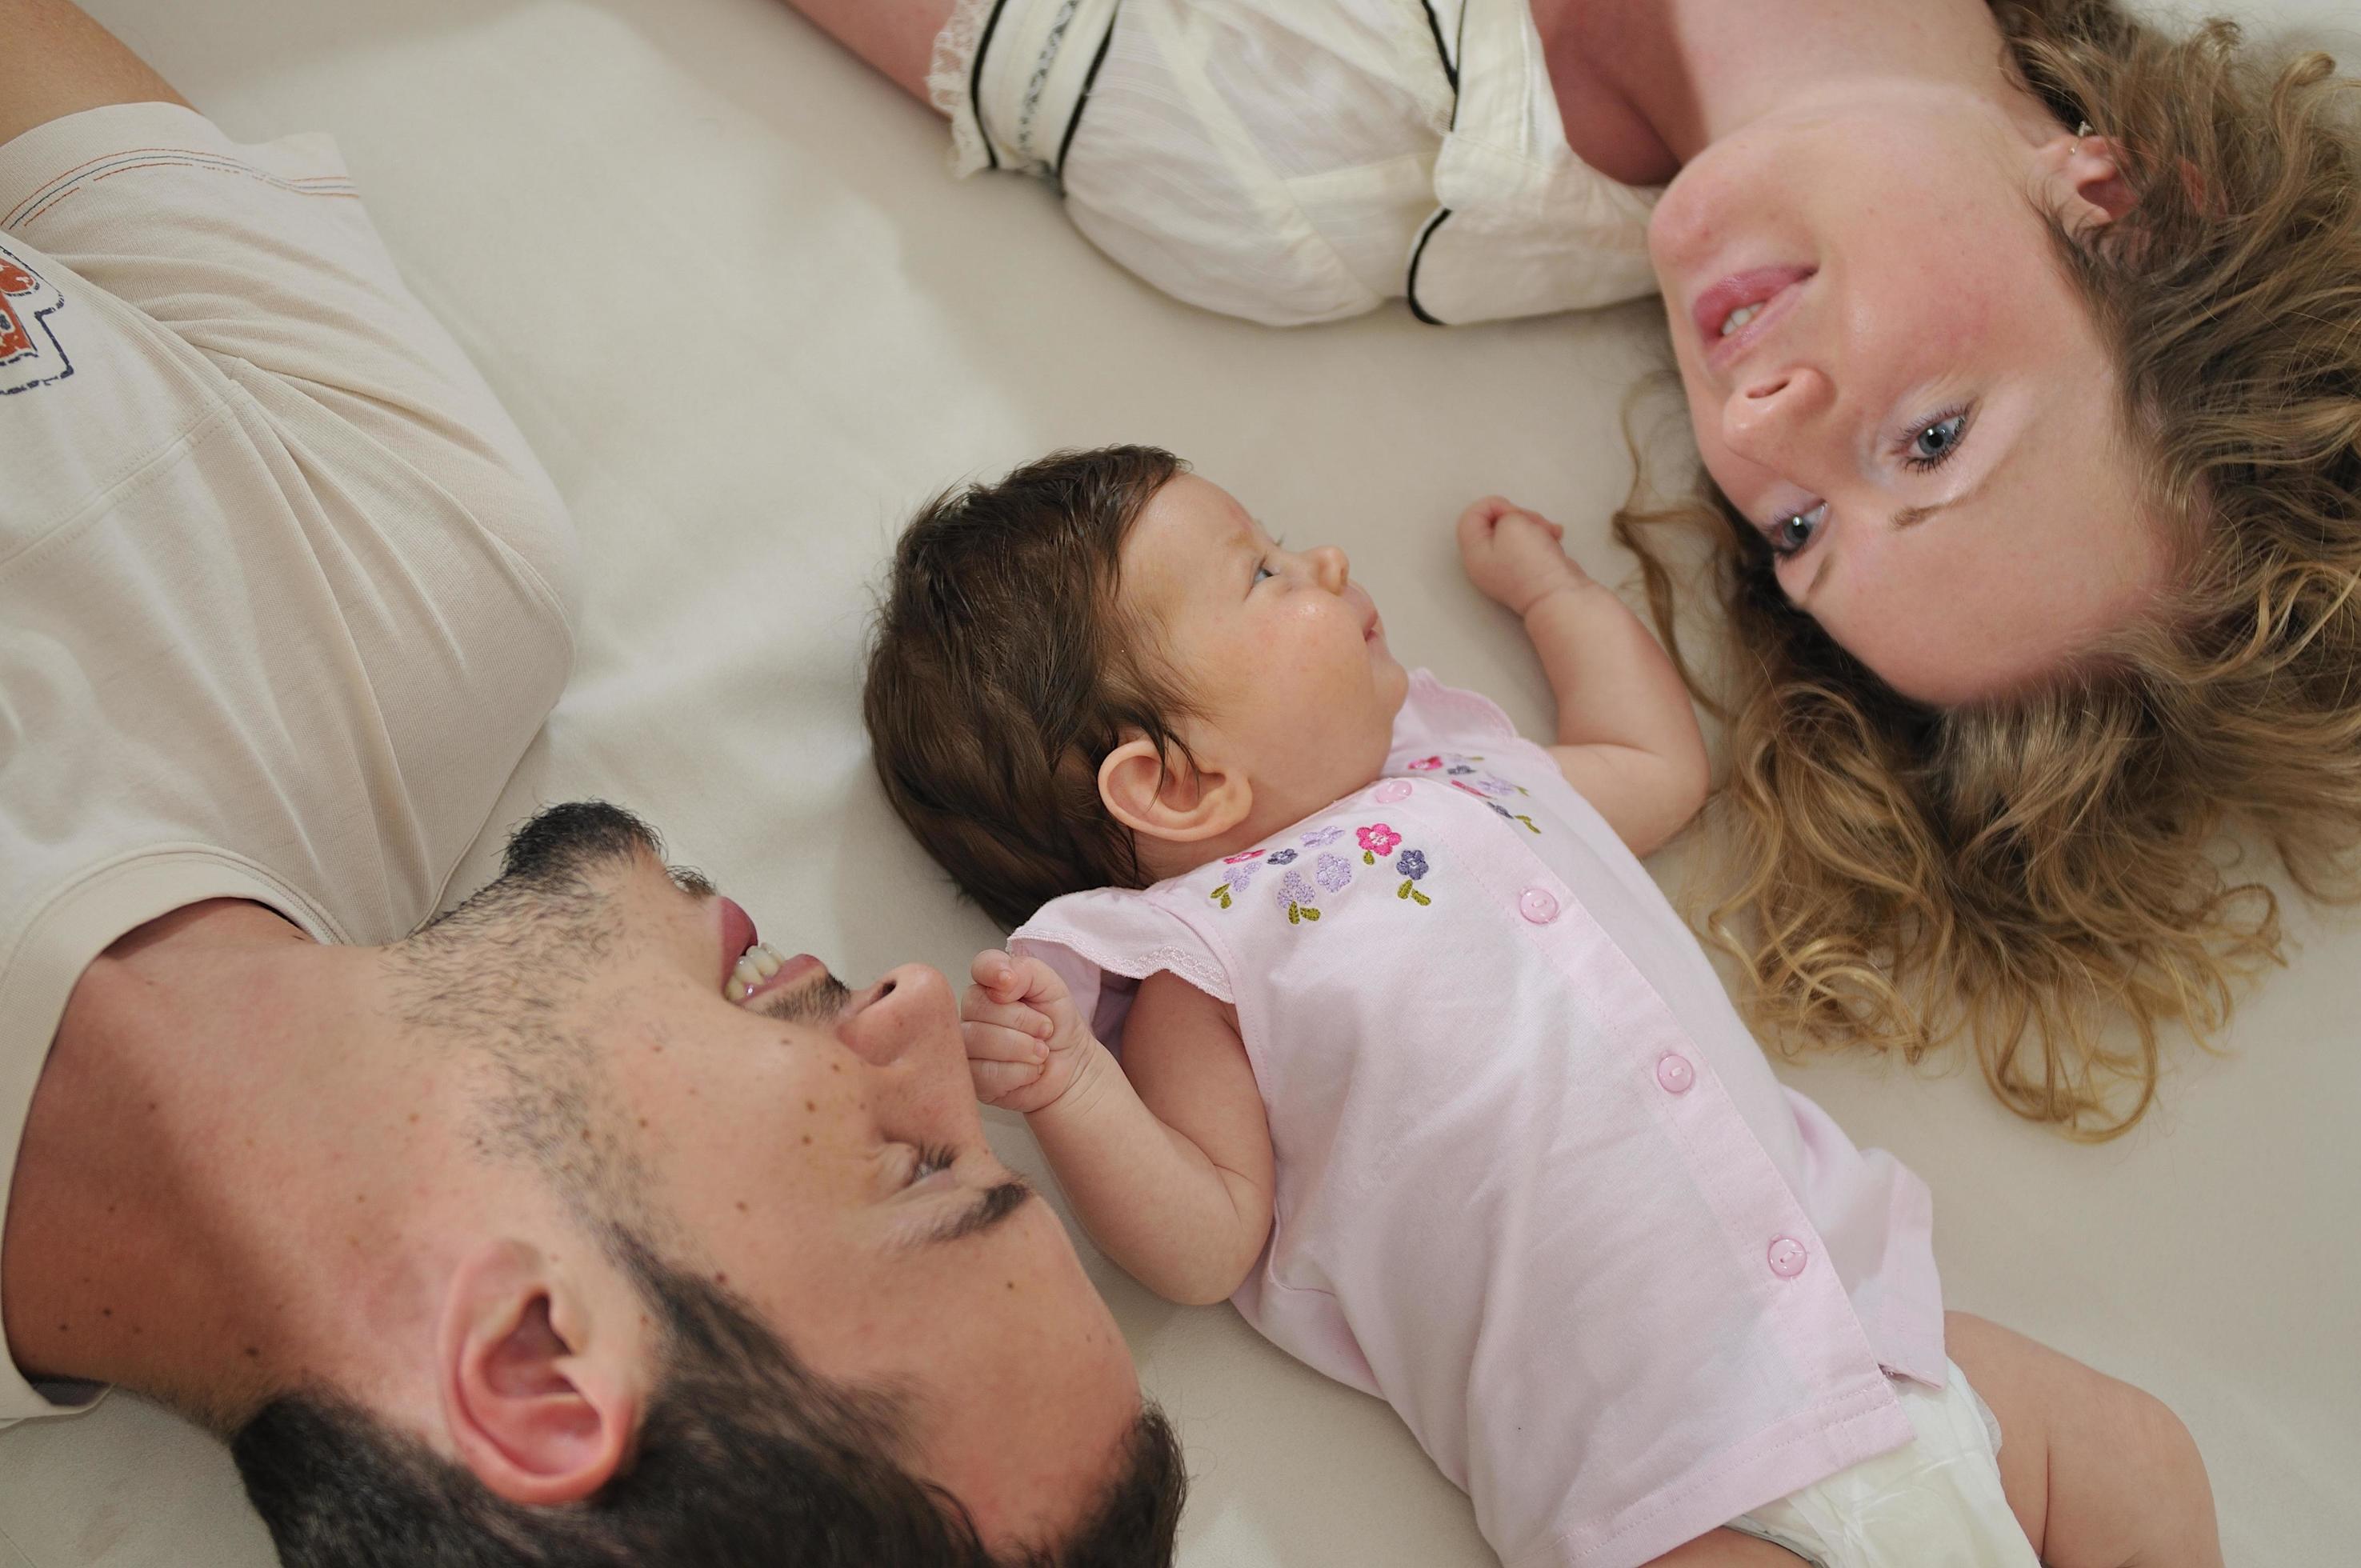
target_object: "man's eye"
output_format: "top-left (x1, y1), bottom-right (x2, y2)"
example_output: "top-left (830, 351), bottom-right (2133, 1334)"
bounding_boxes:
top-left (1770, 502), bottom-right (1828, 558)
top-left (910, 1144), bottom-right (958, 1185)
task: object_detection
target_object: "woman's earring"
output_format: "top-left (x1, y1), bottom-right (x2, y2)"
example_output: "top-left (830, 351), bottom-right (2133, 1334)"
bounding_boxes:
top-left (2074, 119), bottom-right (2093, 154)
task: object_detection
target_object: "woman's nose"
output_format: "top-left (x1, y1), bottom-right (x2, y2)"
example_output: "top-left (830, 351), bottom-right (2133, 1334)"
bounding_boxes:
top-left (1720, 366), bottom-right (1835, 462)
top-left (1307, 545), bottom-right (1350, 592)
top-left (838, 962), bottom-right (959, 1070)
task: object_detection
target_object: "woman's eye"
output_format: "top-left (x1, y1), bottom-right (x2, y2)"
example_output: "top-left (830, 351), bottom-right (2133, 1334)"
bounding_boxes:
top-left (1771, 502), bottom-right (1827, 558)
top-left (1905, 411), bottom-right (1970, 470)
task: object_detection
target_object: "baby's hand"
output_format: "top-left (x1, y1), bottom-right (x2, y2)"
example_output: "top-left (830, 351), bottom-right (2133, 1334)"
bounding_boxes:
top-left (962, 949), bottom-right (1095, 1114)
top-left (1456, 496), bottom-right (1594, 617)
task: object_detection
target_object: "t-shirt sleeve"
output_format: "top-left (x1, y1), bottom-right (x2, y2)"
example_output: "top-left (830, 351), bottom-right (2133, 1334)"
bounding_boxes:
top-left (1010, 887), bottom-right (1233, 1055)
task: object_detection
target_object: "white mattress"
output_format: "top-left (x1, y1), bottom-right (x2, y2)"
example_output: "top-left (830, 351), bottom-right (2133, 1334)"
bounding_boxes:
top-left (3, 2), bottom-right (2355, 1562)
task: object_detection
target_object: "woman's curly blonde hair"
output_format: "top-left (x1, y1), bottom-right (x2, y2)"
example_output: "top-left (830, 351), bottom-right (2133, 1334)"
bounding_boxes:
top-left (1620, 0), bottom-right (2361, 1136)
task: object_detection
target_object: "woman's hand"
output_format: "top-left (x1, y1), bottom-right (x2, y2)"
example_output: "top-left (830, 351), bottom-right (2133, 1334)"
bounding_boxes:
top-left (1456, 495), bottom-right (1595, 618)
top-left (961, 948), bottom-right (1098, 1114)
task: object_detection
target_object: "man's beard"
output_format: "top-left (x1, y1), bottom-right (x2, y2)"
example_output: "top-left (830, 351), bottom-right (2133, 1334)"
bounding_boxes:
top-left (748, 967), bottom-right (854, 1027)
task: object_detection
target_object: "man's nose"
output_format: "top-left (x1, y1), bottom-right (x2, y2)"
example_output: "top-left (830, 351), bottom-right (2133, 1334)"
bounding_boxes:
top-left (839, 962), bottom-right (959, 1070)
top-left (1720, 366), bottom-right (1835, 462)
top-left (1307, 545), bottom-right (1350, 593)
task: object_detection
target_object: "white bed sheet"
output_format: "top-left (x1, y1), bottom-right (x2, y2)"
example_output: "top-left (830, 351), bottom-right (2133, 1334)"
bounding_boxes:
top-left (2, 2), bottom-right (2355, 1562)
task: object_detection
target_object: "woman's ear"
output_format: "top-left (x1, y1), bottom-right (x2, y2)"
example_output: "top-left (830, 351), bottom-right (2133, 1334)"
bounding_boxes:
top-left (1099, 735), bottom-right (1251, 846)
top-left (2051, 131), bottom-right (2138, 231)
top-left (438, 1242), bottom-right (646, 1506)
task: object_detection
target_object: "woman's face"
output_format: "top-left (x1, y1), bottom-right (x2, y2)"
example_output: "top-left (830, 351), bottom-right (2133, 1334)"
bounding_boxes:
top-left (1649, 81), bottom-right (2170, 705)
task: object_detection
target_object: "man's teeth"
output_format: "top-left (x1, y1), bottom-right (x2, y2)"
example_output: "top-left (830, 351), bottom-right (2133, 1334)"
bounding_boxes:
top-left (726, 942), bottom-right (786, 1002)
top-left (1719, 303), bottom-right (1764, 337)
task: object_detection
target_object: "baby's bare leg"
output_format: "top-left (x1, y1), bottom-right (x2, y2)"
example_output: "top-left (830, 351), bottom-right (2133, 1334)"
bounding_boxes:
top-left (1641, 1528), bottom-right (1807, 1566)
top-left (775, 0), bottom-right (955, 103)
top-left (1947, 1311), bottom-right (2222, 1568)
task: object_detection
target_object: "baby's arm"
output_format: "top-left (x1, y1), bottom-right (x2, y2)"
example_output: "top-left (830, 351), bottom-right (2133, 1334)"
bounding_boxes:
top-left (1457, 497), bottom-right (1711, 857)
top-left (962, 950), bottom-right (1274, 1306)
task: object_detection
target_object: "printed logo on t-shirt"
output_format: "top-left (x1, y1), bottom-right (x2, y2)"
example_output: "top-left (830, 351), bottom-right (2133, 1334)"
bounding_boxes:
top-left (0, 242), bottom-right (71, 394)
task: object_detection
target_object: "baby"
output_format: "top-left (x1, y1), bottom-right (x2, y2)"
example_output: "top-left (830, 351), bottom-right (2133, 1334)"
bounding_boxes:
top-left (862, 446), bottom-right (2219, 1568)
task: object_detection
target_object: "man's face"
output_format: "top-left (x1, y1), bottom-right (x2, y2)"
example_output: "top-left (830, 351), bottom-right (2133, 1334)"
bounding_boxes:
top-left (471, 806), bottom-right (1142, 1547)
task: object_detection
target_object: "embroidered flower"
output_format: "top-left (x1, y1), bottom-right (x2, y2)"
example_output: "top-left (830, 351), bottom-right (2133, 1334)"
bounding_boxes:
top-left (1314, 853), bottom-right (1353, 892)
top-left (1277, 868), bottom-right (1323, 924)
top-left (1393, 847), bottom-right (1432, 906)
top-left (1299, 826), bottom-right (1347, 848)
top-left (1408, 755), bottom-right (1443, 771)
top-left (1447, 763), bottom-right (1475, 775)
top-left (1267, 848), bottom-right (1299, 865)
top-left (1223, 848), bottom-right (1267, 864)
top-left (1208, 860), bottom-right (1259, 909)
top-left (1483, 799), bottom-right (1543, 834)
top-left (1356, 822), bottom-right (1402, 863)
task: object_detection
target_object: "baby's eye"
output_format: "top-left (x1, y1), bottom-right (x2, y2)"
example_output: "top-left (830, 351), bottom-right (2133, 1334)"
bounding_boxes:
top-left (1252, 561), bottom-right (1276, 586)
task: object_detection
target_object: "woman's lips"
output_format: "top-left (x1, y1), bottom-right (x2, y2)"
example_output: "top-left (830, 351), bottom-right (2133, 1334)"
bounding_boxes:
top-left (716, 896), bottom-right (758, 991)
top-left (1693, 266), bottom-right (1814, 372)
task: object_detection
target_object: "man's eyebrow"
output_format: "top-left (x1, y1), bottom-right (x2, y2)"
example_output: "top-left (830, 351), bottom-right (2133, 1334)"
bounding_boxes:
top-left (920, 1178), bottom-right (1036, 1247)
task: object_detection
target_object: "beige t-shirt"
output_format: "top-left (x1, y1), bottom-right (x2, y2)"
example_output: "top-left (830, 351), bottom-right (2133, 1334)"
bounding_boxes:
top-left (0, 104), bottom-right (578, 1426)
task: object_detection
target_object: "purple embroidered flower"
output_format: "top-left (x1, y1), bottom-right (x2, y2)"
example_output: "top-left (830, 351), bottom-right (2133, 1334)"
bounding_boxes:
top-left (1267, 848), bottom-right (1299, 865)
top-left (1407, 755), bottom-right (1443, 771)
top-left (1209, 857), bottom-right (1260, 909)
top-left (1223, 848), bottom-right (1267, 864)
top-left (1395, 850), bottom-right (1428, 881)
top-left (1476, 773), bottom-right (1517, 797)
top-left (1299, 825), bottom-right (1347, 848)
top-left (1275, 868), bottom-right (1324, 923)
top-left (1314, 853), bottom-right (1352, 892)
top-left (1357, 823), bottom-right (1402, 857)
top-left (1447, 763), bottom-right (1475, 775)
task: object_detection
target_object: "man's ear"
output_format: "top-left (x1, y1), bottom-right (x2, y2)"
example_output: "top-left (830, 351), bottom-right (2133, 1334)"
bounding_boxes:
top-left (2051, 131), bottom-right (2138, 232)
top-left (1098, 735), bottom-right (1251, 846)
top-left (438, 1242), bottom-right (645, 1507)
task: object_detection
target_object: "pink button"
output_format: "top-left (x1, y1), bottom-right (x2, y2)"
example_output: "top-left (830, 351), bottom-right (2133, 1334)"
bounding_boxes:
top-left (1518, 887), bottom-right (1559, 923)
top-left (1373, 779), bottom-right (1412, 804)
top-left (1767, 1237), bottom-right (1809, 1278)
top-left (1655, 1054), bottom-right (1695, 1094)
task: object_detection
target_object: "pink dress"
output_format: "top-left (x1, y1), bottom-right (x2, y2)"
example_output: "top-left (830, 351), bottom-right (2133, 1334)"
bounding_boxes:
top-left (1012, 672), bottom-right (1947, 1568)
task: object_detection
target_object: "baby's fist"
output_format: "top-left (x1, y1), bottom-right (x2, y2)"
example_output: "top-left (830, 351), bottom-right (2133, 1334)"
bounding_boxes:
top-left (1456, 496), bottom-right (1591, 615)
top-left (961, 950), bottom-right (1092, 1114)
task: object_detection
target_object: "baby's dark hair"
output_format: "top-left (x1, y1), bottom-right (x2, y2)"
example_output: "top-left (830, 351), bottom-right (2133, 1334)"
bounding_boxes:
top-left (865, 446), bottom-right (1195, 928)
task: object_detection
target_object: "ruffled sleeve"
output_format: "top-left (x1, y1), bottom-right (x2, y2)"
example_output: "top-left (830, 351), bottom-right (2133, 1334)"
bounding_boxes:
top-left (1010, 886), bottom-right (1233, 1056)
top-left (1388, 667), bottom-right (1535, 764)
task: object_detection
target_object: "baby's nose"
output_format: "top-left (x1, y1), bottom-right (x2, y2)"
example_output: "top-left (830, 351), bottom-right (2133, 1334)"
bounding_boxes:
top-left (1308, 546), bottom-right (1350, 591)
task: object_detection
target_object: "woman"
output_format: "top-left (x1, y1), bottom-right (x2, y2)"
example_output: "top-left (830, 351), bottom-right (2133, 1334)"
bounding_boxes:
top-left (793, 0), bottom-right (2361, 1134)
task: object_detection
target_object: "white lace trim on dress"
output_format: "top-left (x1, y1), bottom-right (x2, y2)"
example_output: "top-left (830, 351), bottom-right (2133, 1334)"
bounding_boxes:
top-left (927, 0), bottom-right (1002, 177)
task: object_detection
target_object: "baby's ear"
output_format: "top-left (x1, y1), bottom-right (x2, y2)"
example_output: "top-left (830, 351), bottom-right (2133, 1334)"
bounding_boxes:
top-left (1099, 736), bottom-right (1251, 845)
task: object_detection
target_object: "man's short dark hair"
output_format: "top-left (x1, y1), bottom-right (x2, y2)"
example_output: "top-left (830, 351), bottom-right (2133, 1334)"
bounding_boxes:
top-left (230, 1230), bottom-right (1187, 1566)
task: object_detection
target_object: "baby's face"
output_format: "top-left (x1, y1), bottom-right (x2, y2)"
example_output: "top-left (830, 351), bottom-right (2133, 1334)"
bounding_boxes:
top-left (1121, 475), bottom-right (1409, 823)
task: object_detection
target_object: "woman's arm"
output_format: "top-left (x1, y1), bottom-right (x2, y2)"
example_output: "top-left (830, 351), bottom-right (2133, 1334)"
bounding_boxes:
top-left (1458, 496), bottom-right (1711, 856)
top-left (963, 954), bottom-right (1275, 1306)
top-left (773, 0), bottom-right (954, 105)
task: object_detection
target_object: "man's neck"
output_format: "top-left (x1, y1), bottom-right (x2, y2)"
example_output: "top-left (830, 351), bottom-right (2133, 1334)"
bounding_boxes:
top-left (2, 902), bottom-right (442, 1426)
